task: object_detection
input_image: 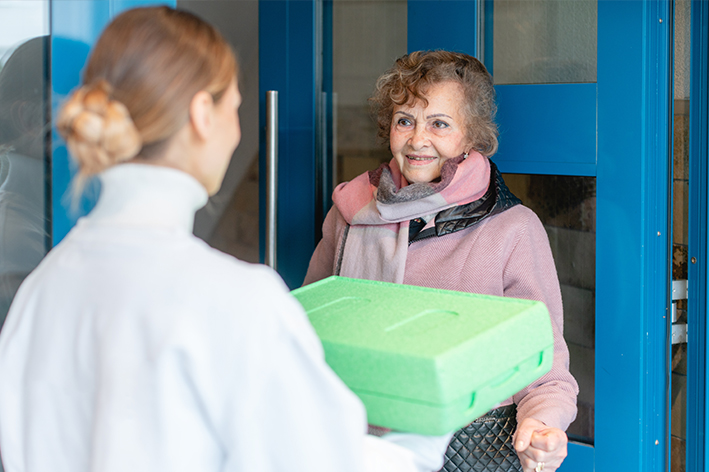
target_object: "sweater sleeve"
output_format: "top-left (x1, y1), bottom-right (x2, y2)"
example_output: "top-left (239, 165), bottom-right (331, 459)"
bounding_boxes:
top-left (502, 211), bottom-right (579, 431)
top-left (183, 263), bottom-right (444, 472)
top-left (303, 206), bottom-right (348, 285)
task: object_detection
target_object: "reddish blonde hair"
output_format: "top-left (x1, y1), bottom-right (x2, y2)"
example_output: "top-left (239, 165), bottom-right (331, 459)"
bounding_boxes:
top-left (58, 6), bottom-right (237, 178)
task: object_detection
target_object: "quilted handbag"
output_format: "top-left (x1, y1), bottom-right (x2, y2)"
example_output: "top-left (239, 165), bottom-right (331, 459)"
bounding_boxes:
top-left (439, 404), bottom-right (522, 472)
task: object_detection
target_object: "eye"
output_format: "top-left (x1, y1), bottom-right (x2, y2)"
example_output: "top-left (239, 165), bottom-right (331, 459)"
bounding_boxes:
top-left (432, 120), bottom-right (449, 129)
top-left (396, 117), bottom-right (412, 127)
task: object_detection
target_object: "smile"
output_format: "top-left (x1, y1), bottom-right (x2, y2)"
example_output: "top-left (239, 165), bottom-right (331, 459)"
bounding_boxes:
top-left (407, 155), bottom-right (436, 162)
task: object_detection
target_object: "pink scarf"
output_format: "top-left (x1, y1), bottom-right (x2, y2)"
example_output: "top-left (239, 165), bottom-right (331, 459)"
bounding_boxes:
top-left (332, 151), bottom-right (491, 283)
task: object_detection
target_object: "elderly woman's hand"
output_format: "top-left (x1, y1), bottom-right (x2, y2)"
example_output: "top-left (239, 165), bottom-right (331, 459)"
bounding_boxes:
top-left (513, 418), bottom-right (568, 472)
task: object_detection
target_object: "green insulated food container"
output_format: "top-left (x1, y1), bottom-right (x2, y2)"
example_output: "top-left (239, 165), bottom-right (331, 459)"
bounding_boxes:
top-left (291, 276), bottom-right (553, 435)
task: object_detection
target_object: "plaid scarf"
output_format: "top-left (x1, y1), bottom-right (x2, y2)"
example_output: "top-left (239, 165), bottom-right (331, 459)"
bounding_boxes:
top-left (332, 151), bottom-right (490, 283)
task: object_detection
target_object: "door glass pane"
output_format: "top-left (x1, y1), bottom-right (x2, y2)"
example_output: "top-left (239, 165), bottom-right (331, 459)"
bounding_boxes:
top-left (491, 0), bottom-right (597, 85)
top-left (671, 1), bottom-right (690, 471)
top-left (503, 173), bottom-right (596, 444)
top-left (177, 1), bottom-right (260, 263)
top-left (0, 1), bottom-right (51, 331)
top-left (333, 0), bottom-right (407, 185)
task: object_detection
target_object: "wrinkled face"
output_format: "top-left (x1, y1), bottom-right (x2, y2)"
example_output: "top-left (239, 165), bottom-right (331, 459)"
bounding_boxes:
top-left (202, 79), bottom-right (242, 195)
top-left (389, 81), bottom-right (472, 184)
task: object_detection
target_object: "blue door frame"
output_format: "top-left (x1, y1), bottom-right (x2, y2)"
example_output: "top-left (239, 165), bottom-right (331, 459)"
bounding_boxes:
top-left (688, 0), bottom-right (709, 469)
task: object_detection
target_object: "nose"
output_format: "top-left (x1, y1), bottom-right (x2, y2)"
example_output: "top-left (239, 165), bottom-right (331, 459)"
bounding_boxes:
top-left (408, 124), bottom-right (430, 150)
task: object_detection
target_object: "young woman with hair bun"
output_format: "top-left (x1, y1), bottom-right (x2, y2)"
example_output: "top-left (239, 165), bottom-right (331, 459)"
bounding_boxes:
top-left (0, 7), bottom-right (451, 472)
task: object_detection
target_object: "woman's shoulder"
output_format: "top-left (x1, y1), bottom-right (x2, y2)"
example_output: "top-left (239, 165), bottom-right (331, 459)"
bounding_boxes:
top-left (482, 204), bottom-right (543, 232)
top-left (186, 238), bottom-right (288, 293)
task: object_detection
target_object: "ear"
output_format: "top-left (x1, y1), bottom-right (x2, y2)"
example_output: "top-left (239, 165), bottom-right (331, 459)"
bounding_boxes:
top-left (188, 90), bottom-right (215, 142)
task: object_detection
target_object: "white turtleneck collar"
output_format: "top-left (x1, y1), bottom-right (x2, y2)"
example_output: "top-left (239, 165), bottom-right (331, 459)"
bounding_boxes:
top-left (82, 163), bottom-right (208, 233)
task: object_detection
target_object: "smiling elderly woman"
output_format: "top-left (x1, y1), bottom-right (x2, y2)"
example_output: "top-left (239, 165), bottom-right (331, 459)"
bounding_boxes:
top-left (304, 51), bottom-right (579, 472)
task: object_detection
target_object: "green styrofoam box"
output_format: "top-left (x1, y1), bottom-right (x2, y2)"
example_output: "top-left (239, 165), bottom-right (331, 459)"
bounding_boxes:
top-left (291, 276), bottom-right (553, 435)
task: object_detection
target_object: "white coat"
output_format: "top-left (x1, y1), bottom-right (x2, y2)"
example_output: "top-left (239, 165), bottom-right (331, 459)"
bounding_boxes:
top-left (0, 164), bottom-right (448, 472)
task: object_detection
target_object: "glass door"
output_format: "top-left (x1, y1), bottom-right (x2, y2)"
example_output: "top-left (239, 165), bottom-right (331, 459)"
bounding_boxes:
top-left (483, 2), bottom-right (672, 470)
top-left (0, 2), bottom-right (51, 469)
top-left (330, 0), bottom-right (407, 186)
top-left (285, 1), bottom-right (673, 469)
top-left (0, 0), bottom-right (51, 334)
top-left (483, 0), bottom-right (598, 450)
top-left (177, 1), bottom-right (260, 265)
top-left (404, 1), bottom-right (672, 471)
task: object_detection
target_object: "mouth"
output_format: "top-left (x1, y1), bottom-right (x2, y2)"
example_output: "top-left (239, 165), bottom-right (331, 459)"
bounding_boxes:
top-left (406, 154), bottom-right (437, 163)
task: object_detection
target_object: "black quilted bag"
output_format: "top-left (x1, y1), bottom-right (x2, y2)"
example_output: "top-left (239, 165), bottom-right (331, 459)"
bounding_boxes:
top-left (439, 404), bottom-right (522, 472)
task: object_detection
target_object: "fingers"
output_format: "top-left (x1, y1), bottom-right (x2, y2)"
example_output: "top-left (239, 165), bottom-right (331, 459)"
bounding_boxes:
top-left (529, 427), bottom-right (567, 452)
top-left (519, 456), bottom-right (563, 472)
top-left (518, 445), bottom-right (566, 472)
top-left (514, 418), bottom-right (542, 453)
top-left (515, 424), bottom-right (568, 472)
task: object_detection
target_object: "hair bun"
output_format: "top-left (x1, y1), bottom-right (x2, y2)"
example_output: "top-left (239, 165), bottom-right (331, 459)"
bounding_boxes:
top-left (57, 80), bottom-right (142, 176)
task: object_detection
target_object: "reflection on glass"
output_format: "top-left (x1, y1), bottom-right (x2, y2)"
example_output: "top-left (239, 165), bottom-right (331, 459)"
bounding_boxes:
top-left (671, 1), bottom-right (690, 470)
top-left (491, 0), bottom-right (597, 85)
top-left (674, 0), bottom-right (690, 101)
top-left (333, 0), bottom-right (407, 185)
top-left (0, 34), bottom-right (50, 330)
top-left (503, 172), bottom-right (596, 443)
top-left (177, 0), bottom-right (260, 263)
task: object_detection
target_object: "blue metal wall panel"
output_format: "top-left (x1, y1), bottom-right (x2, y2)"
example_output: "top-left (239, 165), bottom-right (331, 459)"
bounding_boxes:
top-left (596, 1), bottom-right (670, 470)
top-left (688, 0), bottom-right (709, 469)
top-left (494, 84), bottom-right (597, 177)
top-left (408, 1), bottom-right (478, 55)
top-left (259, 0), bottom-right (317, 289)
top-left (50, 0), bottom-right (174, 246)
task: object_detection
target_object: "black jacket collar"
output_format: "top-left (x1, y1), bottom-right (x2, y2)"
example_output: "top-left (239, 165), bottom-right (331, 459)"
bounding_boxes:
top-left (409, 160), bottom-right (521, 243)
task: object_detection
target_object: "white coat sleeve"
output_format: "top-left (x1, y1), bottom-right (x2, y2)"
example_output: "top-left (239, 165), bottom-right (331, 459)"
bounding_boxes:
top-left (181, 264), bottom-right (446, 472)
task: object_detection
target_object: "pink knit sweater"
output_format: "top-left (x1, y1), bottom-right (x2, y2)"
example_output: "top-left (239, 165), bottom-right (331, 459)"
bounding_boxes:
top-left (304, 204), bottom-right (579, 431)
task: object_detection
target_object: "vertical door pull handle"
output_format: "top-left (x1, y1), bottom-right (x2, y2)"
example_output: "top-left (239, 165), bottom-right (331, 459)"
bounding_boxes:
top-left (266, 91), bottom-right (278, 270)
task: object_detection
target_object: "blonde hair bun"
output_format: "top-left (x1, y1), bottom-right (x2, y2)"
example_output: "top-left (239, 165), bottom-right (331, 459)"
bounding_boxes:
top-left (58, 80), bottom-right (142, 176)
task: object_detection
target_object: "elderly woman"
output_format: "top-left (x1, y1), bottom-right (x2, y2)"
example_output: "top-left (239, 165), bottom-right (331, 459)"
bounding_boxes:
top-left (304, 51), bottom-right (579, 472)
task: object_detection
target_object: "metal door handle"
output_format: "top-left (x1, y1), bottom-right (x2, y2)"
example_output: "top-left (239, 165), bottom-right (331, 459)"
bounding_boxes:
top-left (266, 91), bottom-right (278, 270)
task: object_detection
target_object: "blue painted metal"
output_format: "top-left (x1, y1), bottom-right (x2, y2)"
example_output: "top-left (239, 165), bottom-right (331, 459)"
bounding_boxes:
top-left (408, 1), bottom-right (478, 55)
top-left (688, 0), bottom-right (709, 469)
top-left (483, 0), bottom-right (494, 74)
top-left (50, 0), bottom-right (173, 246)
top-left (557, 442), bottom-right (594, 472)
top-left (596, 1), bottom-right (671, 471)
top-left (641, 3), bottom-right (671, 471)
top-left (259, 0), bottom-right (318, 289)
top-left (494, 84), bottom-right (597, 177)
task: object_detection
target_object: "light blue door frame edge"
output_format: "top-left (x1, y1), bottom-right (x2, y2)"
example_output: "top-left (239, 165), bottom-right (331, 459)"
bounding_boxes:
top-left (596, 1), bottom-right (671, 471)
top-left (688, 0), bottom-right (709, 469)
top-left (50, 0), bottom-right (174, 246)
